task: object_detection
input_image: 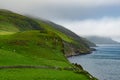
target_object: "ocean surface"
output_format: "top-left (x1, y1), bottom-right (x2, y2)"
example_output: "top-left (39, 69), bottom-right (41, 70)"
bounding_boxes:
top-left (68, 44), bottom-right (120, 80)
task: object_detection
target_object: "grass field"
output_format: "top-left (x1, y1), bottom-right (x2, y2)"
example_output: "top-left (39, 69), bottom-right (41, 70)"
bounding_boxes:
top-left (0, 69), bottom-right (91, 80)
top-left (0, 30), bottom-right (70, 67)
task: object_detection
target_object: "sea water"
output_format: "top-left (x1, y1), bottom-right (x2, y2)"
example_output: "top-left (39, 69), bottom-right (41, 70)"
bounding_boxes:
top-left (68, 44), bottom-right (120, 80)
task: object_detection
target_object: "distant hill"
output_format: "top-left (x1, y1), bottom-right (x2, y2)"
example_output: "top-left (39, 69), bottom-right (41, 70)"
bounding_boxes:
top-left (81, 38), bottom-right (96, 47)
top-left (86, 36), bottom-right (119, 44)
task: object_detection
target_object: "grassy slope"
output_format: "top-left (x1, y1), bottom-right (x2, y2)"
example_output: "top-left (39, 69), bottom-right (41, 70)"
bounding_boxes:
top-left (0, 9), bottom-right (43, 32)
top-left (37, 20), bottom-right (74, 43)
top-left (37, 20), bottom-right (91, 54)
top-left (0, 31), bottom-right (69, 67)
top-left (0, 10), bottom-right (97, 80)
top-left (0, 31), bottom-right (97, 80)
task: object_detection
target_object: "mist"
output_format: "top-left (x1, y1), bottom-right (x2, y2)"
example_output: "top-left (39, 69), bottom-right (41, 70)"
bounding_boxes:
top-left (56, 17), bottom-right (120, 42)
top-left (0, 0), bottom-right (120, 42)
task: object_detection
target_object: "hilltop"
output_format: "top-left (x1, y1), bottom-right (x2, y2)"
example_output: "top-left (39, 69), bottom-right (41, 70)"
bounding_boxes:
top-left (0, 9), bottom-right (97, 80)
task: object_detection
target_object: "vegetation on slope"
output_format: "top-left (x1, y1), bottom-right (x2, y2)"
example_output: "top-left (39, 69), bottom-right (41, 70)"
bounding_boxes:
top-left (0, 31), bottom-right (68, 66)
top-left (0, 9), bottom-right (97, 80)
top-left (0, 30), bottom-right (97, 80)
top-left (0, 9), bottom-right (43, 31)
top-left (37, 20), bottom-right (94, 56)
top-left (0, 69), bottom-right (92, 80)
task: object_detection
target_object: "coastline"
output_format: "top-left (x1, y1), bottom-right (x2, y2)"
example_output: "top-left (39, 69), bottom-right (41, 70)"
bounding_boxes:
top-left (66, 48), bottom-right (96, 58)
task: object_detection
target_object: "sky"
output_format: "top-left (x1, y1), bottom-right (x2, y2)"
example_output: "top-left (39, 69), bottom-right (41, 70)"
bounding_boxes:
top-left (0, 0), bottom-right (120, 42)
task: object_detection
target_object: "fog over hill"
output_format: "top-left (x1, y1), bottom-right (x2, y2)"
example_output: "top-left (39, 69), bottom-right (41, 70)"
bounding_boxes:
top-left (1, 0), bottom-right (120, 42)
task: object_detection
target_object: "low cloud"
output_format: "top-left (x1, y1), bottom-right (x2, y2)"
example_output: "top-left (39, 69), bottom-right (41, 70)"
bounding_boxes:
top-left (1, 0), bottom-right (120, 20)
top-left (1, 0), bottom-right (120, 8)
top-left (0, 0), bottom-right (120, 41)
top-left (57, 17), bottom-right (120, 41)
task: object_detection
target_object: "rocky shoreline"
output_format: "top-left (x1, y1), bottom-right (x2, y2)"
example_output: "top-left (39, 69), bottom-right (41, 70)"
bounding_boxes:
top-left (66, 48), bottom-right (96, 58)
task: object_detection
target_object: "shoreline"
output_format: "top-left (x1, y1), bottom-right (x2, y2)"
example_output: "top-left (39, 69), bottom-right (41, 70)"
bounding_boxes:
top-left (66, 48), bottom-right (96, 58)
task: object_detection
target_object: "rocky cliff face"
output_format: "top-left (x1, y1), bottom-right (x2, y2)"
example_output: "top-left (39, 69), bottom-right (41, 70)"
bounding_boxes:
top-left (63, 42), bottom-right (91, 57)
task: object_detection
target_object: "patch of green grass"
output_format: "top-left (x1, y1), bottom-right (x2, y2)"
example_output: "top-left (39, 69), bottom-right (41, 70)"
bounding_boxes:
top-left (0, 30), bottom-right (70, 67)
top-left (0, 69), bottom-right (90, 80)
top-left (0, 49), bottom-right (70, 67)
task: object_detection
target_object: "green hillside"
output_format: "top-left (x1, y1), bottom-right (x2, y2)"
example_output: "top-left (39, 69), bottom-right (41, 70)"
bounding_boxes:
top-left (0, 31), bottom-right (68, 66)
top-left (36, 20), bottom-right (95, 56)
top-left (0, 9), bottom-right (43, 32)
top-left (0, 10), bottom-right (97, 80)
